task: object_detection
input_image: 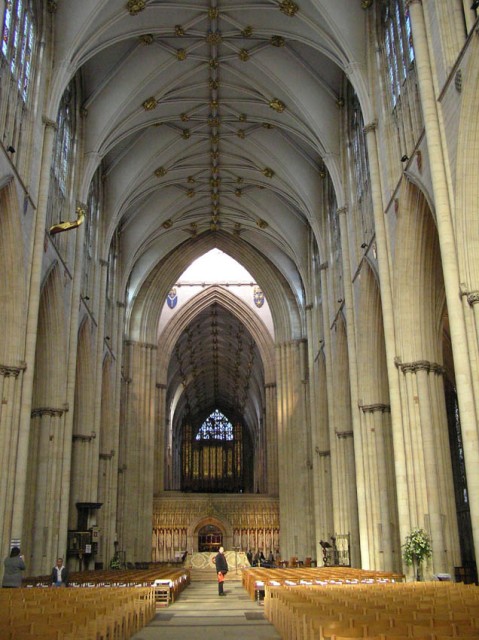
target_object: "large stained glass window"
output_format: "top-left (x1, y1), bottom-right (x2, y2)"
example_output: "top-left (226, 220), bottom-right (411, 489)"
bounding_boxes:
top-left (195, 409), bottom-right (233, 441)
top-left (182, 412), bottom-right (243, 492)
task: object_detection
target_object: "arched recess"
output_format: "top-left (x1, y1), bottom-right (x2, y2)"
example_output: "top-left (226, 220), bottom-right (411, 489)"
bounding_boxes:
top-left (355, 262), bottom-right (399, 572)
top-left (24, 264), bottom-right (69, 575)
top-left (189, 515), bottom-right (233, 554)
top-left (127, 231), bottom-right (303, 345)
top-left (69, 318), bottom-right (96, 529)
top-left (393, 179), bottom-right (462, 577)
top-left (157, 287), bottom-right (276, 384)
top-left (156, 286), bottom-right (277, 496)
top-left (0, 177), bottom-right (27, 363)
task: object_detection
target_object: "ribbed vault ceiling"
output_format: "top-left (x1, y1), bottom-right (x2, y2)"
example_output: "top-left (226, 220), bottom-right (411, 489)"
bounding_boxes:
top-left (168, 301), bottom-right (263, 437)
top-left (53, 0), bottom-right (368, 442)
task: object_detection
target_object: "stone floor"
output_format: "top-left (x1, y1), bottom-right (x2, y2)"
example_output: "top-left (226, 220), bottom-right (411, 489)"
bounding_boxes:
top-left (131, 580), bottom-right (282, 640)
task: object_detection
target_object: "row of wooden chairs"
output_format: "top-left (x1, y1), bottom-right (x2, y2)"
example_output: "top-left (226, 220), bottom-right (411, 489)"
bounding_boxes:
top-left (263, 580), bottom-right (479, 639)
top-left (0, 586), bottom-right (155, 639)
top-left (242, 567), bottom-right (405, 602)
top-left (22, 567), bottom-right (190, 603)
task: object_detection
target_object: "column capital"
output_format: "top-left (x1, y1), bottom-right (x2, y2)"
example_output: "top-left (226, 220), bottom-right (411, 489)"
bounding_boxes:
top-left (363, 121), bottom-right (378, 134)
top-left (156, 383), bottom-right (167, 389)
top-left (100, 450), bottom-right (115, 460)
top-left (0, 362), bottom-right (26, 377)
top-left (265, 382), bottom-right (276, 389)
top-left (395, 357), bottom-right (444, 375)
top-left (318, 261), bottom-right (329, 271)
top-left (336, 430), bottom-right (353, 439)
top-left (42, 116), bottom-right (58, 130)
top-left (73, 431), bottom-right (96, 442)
top-left (31, 405), bottom-right (68, 417)
top-left (315, 447), bottom-right (330, 457)
top-left (359, 403), bottom-right (391, 414)
top-left (99, 258), bottom-right (109, 267)
top-left (405, 0), bottom-right (422, 7)
top-left (337, 206), bottom-right (348, 216)
top-left (460, 289), bottom-right (479, 306)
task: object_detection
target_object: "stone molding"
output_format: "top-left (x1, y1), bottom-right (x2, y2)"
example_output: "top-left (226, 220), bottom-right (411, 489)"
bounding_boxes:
top-left (100, 450), bottom-right (115, 460)
top-left (395, 357), bottom-right (444, 375)
top-left (0, 363), bottom-right (26, 377)
top-left (73, 432), bottom-right (96, 442)
top-left (315, 447), bottom-right (331, 457)
top-left (359, 403), bottom-right (391, 414)
top-left (336, 430), bottom-right (353, 439)
top-left (31, 406), bottom-right (68, 417)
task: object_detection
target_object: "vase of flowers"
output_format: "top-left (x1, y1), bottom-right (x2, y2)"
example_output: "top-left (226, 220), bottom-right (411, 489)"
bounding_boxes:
top-left (402, 527), bottom-right (432, 580)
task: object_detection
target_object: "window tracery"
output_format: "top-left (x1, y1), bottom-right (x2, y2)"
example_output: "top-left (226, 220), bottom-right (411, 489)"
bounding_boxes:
top-left (196, 409), bottom-right (233, 441)
top-left (1, 0), bottom-right (35, 100)
top-left (0, 0), bottom-right (36, 161)
top-left (378, 0), bottom-right (423, 165)
top-left (382, 0), bottom-right (415, 108)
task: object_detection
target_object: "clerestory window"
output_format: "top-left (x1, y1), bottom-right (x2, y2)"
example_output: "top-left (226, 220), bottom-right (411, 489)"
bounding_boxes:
top-left (1, 0), bottom-right (36, 101)
top-left (382, 0), bottom-right (415, 107)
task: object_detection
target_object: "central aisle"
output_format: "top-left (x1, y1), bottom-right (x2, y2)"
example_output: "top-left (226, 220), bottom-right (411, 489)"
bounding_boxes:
top-left (131, 580), bottom-right (281, 640)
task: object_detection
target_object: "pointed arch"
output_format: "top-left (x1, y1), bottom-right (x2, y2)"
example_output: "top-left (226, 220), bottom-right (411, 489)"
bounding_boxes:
top-left (128, 231), bottom-right (302, 345)
top-left (157, 286), bottom-right (275, 385)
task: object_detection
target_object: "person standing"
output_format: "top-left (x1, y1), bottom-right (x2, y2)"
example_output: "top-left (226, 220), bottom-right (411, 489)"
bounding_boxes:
top-left (2, 547), bottom-right (26, 588)
top-left (51, 557), bottom-right (69, 587)
top-left (214, 546), bottom-right (228, 596)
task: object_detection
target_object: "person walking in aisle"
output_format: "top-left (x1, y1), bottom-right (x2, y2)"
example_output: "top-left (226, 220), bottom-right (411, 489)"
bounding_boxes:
top-left (214, 546), bottom-right (228, 596)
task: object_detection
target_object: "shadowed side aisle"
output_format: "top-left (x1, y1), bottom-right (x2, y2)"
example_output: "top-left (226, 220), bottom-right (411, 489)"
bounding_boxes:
top-left (130, 580), bottom-right (281, 640)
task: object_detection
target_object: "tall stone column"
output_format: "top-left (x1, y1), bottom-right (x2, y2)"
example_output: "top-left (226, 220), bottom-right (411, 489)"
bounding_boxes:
top-left (359, 403), bottom-right (395, 571)
top-left (408, 0), bottom-right (479, 565)
top-left (155, 382), bottom-right (167, 495)
top-left (276, 340), bottom-right (314, 560)
top-left (265, 382), bottom-right (278, 496)
top-left (318, 263), bottom-right (342, 552)
top-left (12, 118), bottom-right (57, 542)
top-left (363, 121), bottom-right (410, 551)
top-left (337, 205), bottom-right (368, 568)
top-left (29, 406), bottom-right (68, 575)
top-left (396, 359), bottom-right (461, 577)
top-left (0, 365), bottom-right (25, 552)
top-left (334, 430), bottom-right (359, 565)
top-left (120, 339), bottom-right (157, 562)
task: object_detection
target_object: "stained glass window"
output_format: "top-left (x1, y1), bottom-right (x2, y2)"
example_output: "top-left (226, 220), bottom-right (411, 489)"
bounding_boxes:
top-left (196, 409), bottom-right (233, 441)
top-left (1, 0), bottom-right (35, 100)
top-left (382, 0), bottom-right (415, 107)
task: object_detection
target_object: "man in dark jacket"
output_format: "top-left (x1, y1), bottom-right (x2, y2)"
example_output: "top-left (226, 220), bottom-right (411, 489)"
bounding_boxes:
top-left (214, 546), bottom-right (228, 596)
top-left (51, 557), bottom-right (69, 587)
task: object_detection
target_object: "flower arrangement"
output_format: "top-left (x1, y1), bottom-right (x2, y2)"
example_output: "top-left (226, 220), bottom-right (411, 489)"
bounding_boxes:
top-left (402, 527), bottom-right (432, 566)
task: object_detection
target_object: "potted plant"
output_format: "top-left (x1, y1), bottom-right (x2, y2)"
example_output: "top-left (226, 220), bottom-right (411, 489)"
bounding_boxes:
top-left (402, 527), bottom-right (432, 580)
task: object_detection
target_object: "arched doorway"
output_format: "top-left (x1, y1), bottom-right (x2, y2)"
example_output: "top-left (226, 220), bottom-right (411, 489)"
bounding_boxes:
top-left (198, 524), bottom-right (223, 552)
